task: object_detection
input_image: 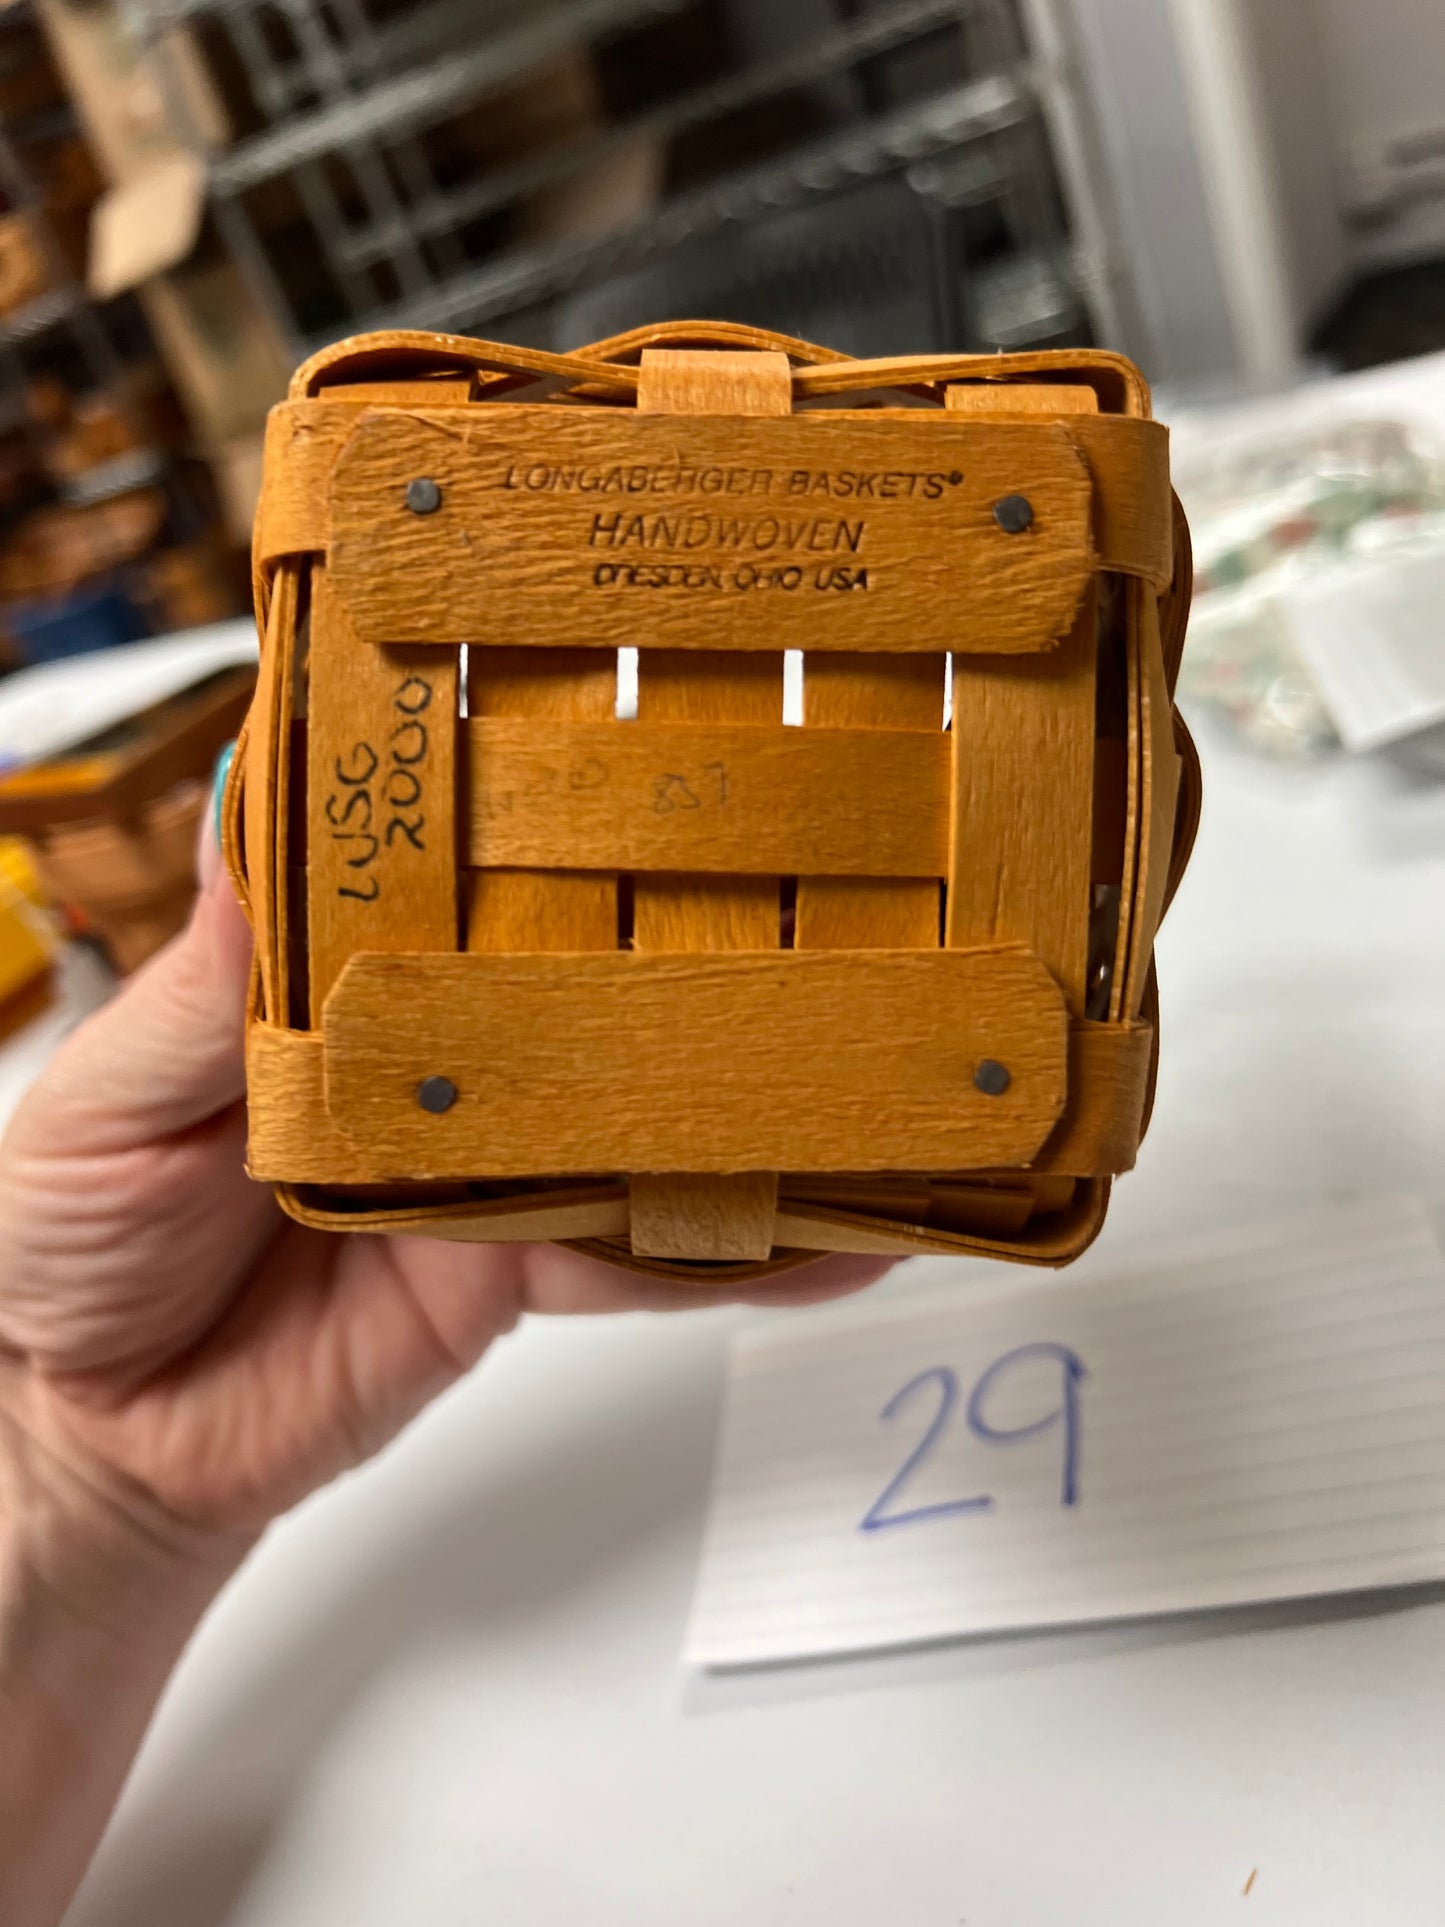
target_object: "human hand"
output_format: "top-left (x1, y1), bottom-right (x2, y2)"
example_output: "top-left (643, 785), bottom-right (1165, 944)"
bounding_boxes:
top-left (0, 820), bottom-right (886, 1608)
top-left (0, 808), bottom-right (886, 1926)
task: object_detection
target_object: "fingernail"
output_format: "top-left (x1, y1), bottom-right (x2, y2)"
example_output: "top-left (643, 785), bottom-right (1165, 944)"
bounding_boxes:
top-left (197, 740), bottom-right (236, 892)
top-left (211, 740), bottom-right (237, 848)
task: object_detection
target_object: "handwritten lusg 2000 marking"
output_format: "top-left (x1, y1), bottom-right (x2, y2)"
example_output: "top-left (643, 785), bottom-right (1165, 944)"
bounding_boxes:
top-left (227, 323), bottom-right (1198, 1282)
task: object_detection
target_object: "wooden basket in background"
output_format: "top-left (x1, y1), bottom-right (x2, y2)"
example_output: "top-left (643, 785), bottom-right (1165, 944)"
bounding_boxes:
top-left (230, 325), bottom-right (1199, 1281)
top-left (0, 837), bottom-right (55, 1037)
top-left (0, 134), bottom-right (98, 318)
top-left (0, 665), bottom-right (254, 974)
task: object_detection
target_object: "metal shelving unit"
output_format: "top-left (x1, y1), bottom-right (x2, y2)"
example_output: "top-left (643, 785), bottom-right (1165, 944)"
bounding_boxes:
top-left (0, 121), bottom-right (130, 400)
top-left (118, 0), bottom-right (1133, 362)
top-left (0, 10), bottom-right (239, 652)
top-left (310, 0), bottom-right (1003, 279)
top-left (0, 120), bottom-right (182, 539)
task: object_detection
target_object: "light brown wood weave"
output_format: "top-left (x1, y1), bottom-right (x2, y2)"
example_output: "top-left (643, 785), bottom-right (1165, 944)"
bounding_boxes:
top-left (229, 325), bottom-right (1198, 1279)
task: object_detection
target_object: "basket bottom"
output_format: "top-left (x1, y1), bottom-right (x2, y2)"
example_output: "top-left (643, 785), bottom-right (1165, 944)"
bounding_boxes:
top-left (268, 1176), bottom-right (1111, 1281)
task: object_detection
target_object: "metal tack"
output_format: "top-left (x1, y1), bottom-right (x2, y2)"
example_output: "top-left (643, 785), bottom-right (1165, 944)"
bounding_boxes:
top-left (992, 494), bottom-right (1034, 534)
top-left (417, 1074), bottom-right (459, 1113)
top-left (973, 1059), bottom-right (1012, 1097)
top-left (405, 476), bottom-right (443, 515)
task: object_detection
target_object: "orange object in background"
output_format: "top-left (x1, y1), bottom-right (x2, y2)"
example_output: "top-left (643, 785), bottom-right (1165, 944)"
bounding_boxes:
top-left (28, 782), bottom-right (203, 975)
top-left (0, 662), bottom-right (254, 975)
top-left (0, 838), bottom-right (56, 1038)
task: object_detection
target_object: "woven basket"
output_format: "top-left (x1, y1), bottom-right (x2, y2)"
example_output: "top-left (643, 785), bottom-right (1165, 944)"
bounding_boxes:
top-left (230, 324), bottom-right (1199, 1282)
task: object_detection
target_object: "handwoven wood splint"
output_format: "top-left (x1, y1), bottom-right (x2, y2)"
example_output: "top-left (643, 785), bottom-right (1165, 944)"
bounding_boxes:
top-left (228, 323), bottom-right (1199, 1282)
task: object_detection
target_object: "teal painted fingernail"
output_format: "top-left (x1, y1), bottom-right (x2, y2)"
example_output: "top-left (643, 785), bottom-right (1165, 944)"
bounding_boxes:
top-left (212, 740), bottom-right (236, 845)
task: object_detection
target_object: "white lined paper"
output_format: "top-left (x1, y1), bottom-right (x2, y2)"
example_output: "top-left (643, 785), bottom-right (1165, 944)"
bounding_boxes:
top-left (685, 1200), bottom-right (1445, 1667)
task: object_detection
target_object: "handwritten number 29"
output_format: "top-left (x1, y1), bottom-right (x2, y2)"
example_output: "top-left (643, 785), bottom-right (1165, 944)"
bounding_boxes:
top-left (859, 1344), bottom-right (1085, 1533)
top-left (859, 1368), bottom-right (989, 1531)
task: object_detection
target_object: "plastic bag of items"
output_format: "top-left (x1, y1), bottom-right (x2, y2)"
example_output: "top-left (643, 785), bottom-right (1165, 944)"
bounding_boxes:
top-left (1174, 414), bottom-right (1445, 759)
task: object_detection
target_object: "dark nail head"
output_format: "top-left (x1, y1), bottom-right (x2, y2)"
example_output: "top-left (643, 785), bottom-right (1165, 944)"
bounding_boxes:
top-left (405, 477), bottom-right (443, 515)
top-left (417, 1075), bottom-right (458, 1113)
top-left (993, 494), bottom-right (1034, 534)
top-left (974, 1059), bottom-right (1011, 1097)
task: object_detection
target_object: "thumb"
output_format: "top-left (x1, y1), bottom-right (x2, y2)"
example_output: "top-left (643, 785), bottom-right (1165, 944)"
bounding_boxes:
top-left (11, 828), bottom-right (254, 1158)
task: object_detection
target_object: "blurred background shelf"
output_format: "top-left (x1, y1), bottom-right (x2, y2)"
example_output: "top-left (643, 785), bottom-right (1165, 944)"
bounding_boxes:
top-left (0, 8), bottom-right (249, 672)
top-left (105, 0), bottom-right (1114, 359)
top-left (0, 0), bottom-right (1432, 683)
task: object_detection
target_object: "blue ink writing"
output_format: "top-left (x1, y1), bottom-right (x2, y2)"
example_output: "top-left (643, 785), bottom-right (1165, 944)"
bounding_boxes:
top-left (858, 1367), bottom-right (991, 1532)
top-left (966, 1342), bottom-right (1085, 1509)
top-left (859, 1345), bottom-right (1087, 1533)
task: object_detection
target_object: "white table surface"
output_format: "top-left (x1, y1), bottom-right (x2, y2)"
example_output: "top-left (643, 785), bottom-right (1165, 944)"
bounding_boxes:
top-left (35, 361), bottom-right (1445, 1927)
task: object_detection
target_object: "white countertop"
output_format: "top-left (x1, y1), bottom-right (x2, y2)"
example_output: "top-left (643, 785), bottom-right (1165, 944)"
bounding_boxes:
top-left (41, 357), bottom-right (1445, 1927)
